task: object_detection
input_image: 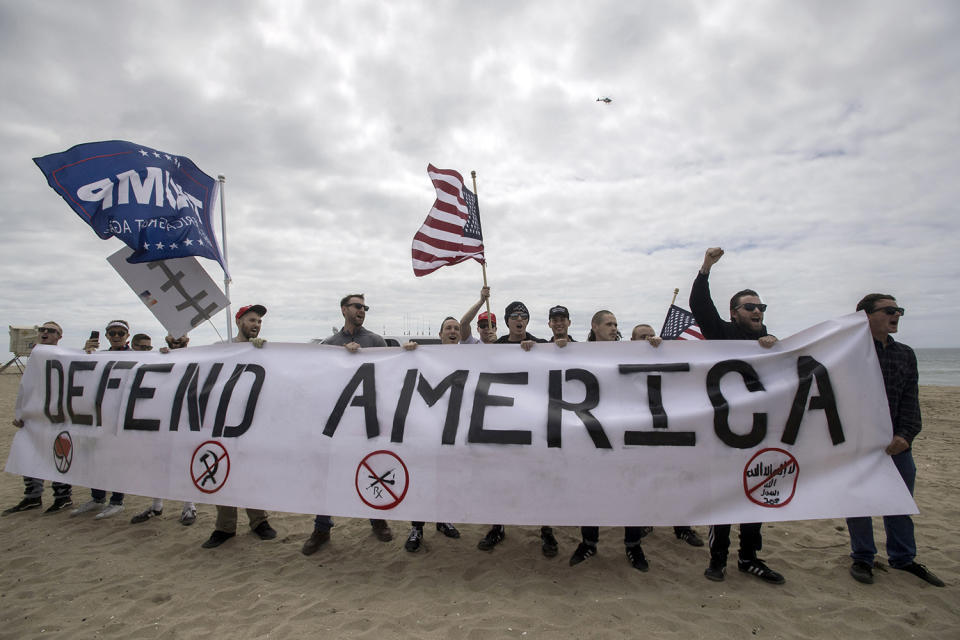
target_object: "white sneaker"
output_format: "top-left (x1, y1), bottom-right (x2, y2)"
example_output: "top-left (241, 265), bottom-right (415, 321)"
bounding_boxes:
top-left (70, 499), bottom-right (104, 517)
top-left (179, 504), bottom-right (197, 526)
top-left (95, 503), bottom-right (125, 519)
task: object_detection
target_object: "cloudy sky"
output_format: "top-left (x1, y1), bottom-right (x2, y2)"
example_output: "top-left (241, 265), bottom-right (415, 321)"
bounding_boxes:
top-left (2, 0), bottom-right (958, 349)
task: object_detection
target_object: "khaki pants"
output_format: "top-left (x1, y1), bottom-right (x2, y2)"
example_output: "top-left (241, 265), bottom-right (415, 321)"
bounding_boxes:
top-left (215, 505), bottom-right (268, 533)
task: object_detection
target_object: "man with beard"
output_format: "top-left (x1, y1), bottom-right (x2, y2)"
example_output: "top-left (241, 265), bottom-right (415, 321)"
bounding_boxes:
top-left (202, 305), bottom-right (277, 548)
top-left (690, 248), bottom-right (783, 584)
top-left (302, 294), bottom-right (393, 555)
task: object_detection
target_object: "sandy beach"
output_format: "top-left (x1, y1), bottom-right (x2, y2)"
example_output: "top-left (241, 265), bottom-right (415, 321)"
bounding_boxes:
top-left (0, 371), bottom-right (956, 640)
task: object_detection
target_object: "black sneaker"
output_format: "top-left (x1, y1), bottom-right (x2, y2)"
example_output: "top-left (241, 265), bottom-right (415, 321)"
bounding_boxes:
top-left (569, 542), bottom-right (597, 566)
top-left (893, 562), bottom-right (945, 587)
top-left (675, 527), bottom-right (704, 547)
top-left (436, 522), bottom-right (460, 538)
top-left (3, 496), bottom-right (42, 515)
top-left (626, 546), bottom-right (649, 572)
top-left (704, 556), bottom-right (726, 582)
top-left (253, 521), bottom-right (277, 540)
top-left (541, 527), bottom-right (559, 558)
top-left (405, 527), bottom-right (423, 552)
top-left (738, 558), bottom-right (785, 585)
top-left (477, 525), bottom-right (505, 551)
top-left (130, 508), bottom-right (162, 524)
top-left (371, 519), bottom-right (393, 542)
top-left (849, 560), bottom-right (874, 584)
top-left (201, 530), bottom-right (235, 548)
top-left (301, 529), bottom-right (330, 555)
top-left (44, 497), bottom-right (73, 514)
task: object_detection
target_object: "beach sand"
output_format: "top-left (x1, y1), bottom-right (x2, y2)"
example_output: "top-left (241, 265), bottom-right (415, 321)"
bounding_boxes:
top-left (0, 372), bottom-right (956, 639)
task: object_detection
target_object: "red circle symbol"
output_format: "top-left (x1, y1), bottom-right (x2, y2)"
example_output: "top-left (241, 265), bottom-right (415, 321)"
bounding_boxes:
top-left (355, 450), bottom-right (409, 510)
top-left (53, 431), bottom-right (73, 473)
top-left (743, 447), bottom-right (799, 508)
top-left (191, 441), bottom-right (231, 494)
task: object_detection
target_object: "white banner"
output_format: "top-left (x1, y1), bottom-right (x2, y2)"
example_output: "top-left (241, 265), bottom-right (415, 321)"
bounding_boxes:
top-left (5, 313), bottom-right (916, 526)
top-left (107, 246), bottom-right (228, 339)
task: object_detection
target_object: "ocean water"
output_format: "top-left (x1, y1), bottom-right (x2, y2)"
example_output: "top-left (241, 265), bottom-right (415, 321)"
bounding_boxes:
top-left (916, 348), bottom-right (960, 387)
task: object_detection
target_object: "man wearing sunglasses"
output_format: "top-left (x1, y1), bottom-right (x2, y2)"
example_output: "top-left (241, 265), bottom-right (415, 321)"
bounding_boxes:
top-left (73, 320), bottom-right (132, 519)
top-left (494, 301), bottom-right (546, 351)
top-left (302, 294), bottom-right (392, 555)
top-left (480, 301), bottom-right (557, 557)
top-left (131, 334), bottom-right (153, 351)
top-left (690, 248), bottom-right (784, 585)
top-left (845, 294), bottom-right (944, 587)
top-left (460, 286), bottom-right (498, 344)
top-left (4, 322), bottom-right (74, 516)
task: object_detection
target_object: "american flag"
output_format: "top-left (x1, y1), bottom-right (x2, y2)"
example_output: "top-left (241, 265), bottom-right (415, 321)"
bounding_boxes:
top-left (412, 165), bottom-right (485, 277)
top-left (660, 304), bottom-right (704, 341)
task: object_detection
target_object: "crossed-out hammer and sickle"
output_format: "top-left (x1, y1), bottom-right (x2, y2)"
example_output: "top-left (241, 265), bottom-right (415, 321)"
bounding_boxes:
top-left (367, 468), bottom-right (395, 490)
top-left (199, 450), bottom-right (220, 486)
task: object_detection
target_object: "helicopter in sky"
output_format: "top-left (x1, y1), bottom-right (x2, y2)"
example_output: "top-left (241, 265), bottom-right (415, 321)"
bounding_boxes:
top-left (596, 96), bottom-right (612, 103)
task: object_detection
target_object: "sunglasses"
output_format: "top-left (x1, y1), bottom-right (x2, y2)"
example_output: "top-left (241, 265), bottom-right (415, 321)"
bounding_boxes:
top-left (509, 313), bottom-right (529, 320)
top-left (734, 303), bottom-right (767, 313)
top-left (872, 306), bottom-right (905, 316)
top-left (37, 327), bottom-right (59, 335)
top-left (133, 344), bottom-right (153, 351)
top-left (477, 321), bottom-right (495, 329)
top-left (107, 330), bottom-right (128, 338)
top-left (346, 303), bottom-right (370, 311)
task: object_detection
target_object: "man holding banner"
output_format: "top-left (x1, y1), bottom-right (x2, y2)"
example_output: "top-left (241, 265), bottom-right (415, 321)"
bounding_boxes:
top-left (302, 294), bottom-right (393, 556)
top-left (845, 294), bottom-right (944, 587)
top-left (570, 310), bottom-right (651, 571)
top-left (4, 321), bottom-right (73, 516)
top-left (690, 247), bottom-right (785, 585)
top-left (202, 305), bottom-right (277, 548)
top-left (71, 320), bottom-right (133, 520)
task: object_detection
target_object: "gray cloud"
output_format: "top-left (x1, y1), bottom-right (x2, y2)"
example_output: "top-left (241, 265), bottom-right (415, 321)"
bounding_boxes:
top-left (1, 0), bottom-right (958, 350)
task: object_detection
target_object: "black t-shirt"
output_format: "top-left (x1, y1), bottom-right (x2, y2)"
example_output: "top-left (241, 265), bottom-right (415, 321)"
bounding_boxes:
top-left (495, 332), bottom-right (547, 344)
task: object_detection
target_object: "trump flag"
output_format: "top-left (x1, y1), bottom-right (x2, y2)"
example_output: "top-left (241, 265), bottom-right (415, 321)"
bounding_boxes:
top-left (34, 140), bottom-right (227, 274)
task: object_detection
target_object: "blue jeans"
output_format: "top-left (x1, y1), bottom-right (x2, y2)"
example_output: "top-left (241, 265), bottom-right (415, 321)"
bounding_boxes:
top-left (24, 477), bottom-right (71, 499)
top-left (91, 489), bottom-right (124, 505)
top-left (846, 449), bottom-right (916, 568)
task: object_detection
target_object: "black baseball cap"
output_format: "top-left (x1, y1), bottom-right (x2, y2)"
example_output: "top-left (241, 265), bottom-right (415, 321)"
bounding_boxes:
top-left (548, 305), bottom-right (569, 319)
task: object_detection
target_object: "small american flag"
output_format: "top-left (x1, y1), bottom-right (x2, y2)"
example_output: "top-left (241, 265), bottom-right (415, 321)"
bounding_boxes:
top-left (660, 304), bottom-right (704, 341)
top-left (412, 165), bottom-right (485, 277)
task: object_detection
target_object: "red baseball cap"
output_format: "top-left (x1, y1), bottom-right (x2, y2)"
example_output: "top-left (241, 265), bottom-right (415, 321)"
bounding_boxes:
top-left (235, 304), bottom-right (267, 320)
top-left (478, 311), bottom-right (496, 325)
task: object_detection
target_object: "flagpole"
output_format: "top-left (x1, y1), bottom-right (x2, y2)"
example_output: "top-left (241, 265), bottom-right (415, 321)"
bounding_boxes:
top-left (670, 287), bottom-right (679, 307)
top-left (471, 170), bottom-right (491, 317)
top-left (218, 175), bottom-right (234, 341)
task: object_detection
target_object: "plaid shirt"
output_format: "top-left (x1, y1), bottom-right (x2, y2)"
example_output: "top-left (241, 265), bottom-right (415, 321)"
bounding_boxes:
top-left (874, 336), bottom-right (922, 443)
